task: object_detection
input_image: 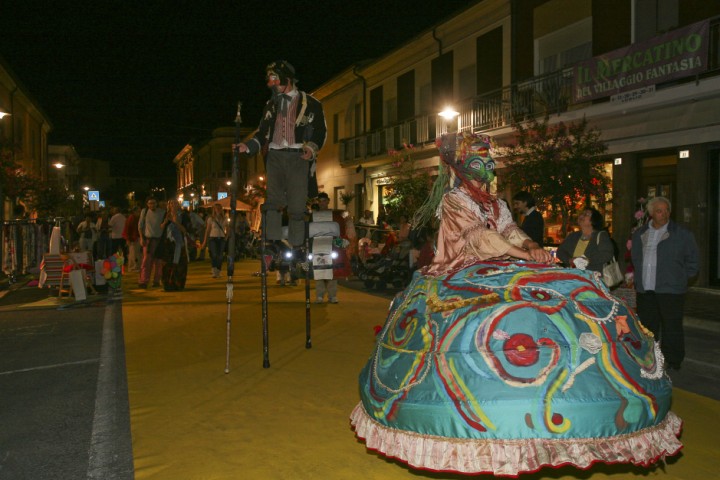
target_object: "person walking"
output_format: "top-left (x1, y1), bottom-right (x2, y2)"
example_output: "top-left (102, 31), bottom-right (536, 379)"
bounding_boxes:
top-left (138, 196), bottom-right (166, 289)
top-left (557, 207), bottom-right (614, 273)
top-left (76, 212), bottom-right (97, 253)
top-left (159, 199), bottom-right (190, 291)
top-left (631, 196), bottom-right (699, 370)
top-left (313, 192), bottom-right (355, 304)
top-left (95, 208), bottom-right (112, 259)
top-left (512, 191), bottom-right (544, 247)
top-left (234, 60), bottom-right (327, 248)
top-left (108, 206), bottom-right (127, 258)
top-left (200, 203), bottom-right (227, 278)
top-left (123, 206), bottom-right (141, 272)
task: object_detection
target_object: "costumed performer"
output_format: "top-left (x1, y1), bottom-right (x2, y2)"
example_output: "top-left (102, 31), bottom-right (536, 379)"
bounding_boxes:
top-left (350, 132), bottom-right (682, 476)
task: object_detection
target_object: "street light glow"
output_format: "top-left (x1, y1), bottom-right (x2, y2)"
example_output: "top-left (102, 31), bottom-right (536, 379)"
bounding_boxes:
top-left (438, 107), bottom-right (459, 119)
top-left (54, 162), bottom-right (65, 169)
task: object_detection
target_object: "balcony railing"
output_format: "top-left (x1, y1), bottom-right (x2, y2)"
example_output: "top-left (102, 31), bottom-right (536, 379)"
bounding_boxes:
top-left (339, 69), bottom-right (574, 166)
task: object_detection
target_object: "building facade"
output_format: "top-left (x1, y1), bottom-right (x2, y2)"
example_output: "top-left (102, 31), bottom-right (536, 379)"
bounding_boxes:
top-left (174, 126), bottom-right (264, 210)
top-left (0, 56), bottom-right (53, 221)
top-left (311, 0), bottom-right (720, 287)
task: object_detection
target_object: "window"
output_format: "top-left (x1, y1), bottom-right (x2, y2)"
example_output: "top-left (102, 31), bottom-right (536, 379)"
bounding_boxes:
top-left (333, 113), bottom-right (339, 143)
top-left (370, 86), bottom-right (383, 130)
top-left (354, 102), bottom-right (362, 136)
top-left (476, 27), bottom-right (503, 96)
top-left (397, 70), bottom-right (415, 121)
top-left (431, 52), bottom-right (454, 110)
top-left (222, 152), bottom-right (232, 172)
top-left (536, 17), bottom-right (592, 75)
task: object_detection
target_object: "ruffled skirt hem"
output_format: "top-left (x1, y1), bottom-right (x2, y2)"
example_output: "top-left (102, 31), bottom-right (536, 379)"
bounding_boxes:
top-left (349, 402), bottom-right (683, 477)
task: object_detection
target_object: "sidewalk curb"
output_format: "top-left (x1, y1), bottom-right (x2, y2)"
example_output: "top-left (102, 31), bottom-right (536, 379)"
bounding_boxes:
top-left (685, 316), bottom-right (720, 333)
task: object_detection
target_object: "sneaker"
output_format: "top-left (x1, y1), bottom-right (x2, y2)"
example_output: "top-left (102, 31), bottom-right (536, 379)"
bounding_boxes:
top-left (329, 298), bottom-right (339, 304)
top-left (314, 298), bottom-right (324, 304)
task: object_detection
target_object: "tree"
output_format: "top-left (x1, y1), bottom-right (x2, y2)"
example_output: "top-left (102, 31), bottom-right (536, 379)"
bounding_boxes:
top-left (499, 115), bottom-right (610, 238)
top-left (1, 142), bottom-right (80, 219)
top-left (383, 143), bottom-right (433, 222)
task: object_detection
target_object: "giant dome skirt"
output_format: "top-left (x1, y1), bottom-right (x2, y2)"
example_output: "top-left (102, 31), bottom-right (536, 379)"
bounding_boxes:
top-left (350, 261), bottom-right (682, 476)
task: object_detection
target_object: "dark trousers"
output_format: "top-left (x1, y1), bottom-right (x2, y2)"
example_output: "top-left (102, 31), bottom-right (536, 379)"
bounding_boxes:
top-left (636, 291), bottom-right (686, 367)
top-left (208, 237), bottom-right (225, 270)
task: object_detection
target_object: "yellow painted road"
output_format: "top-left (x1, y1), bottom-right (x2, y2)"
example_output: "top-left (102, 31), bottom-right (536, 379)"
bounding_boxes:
top-left (123, 260), bottom-right (720, 479)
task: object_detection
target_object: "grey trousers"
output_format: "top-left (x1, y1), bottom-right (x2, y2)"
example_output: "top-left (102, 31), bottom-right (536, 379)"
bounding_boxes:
top-left (315, 279), bottom-right (338, 301)
top-left (265, 149), bottom-right (308, 246)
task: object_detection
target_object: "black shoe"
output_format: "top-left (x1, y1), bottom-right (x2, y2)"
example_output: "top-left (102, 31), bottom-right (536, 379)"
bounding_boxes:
top-left (668, 362), bottom-right (682, 370)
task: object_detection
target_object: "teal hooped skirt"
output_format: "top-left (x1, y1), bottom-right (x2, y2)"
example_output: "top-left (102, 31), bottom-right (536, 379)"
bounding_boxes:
top-left (351, 261), bottom-right (682, 476)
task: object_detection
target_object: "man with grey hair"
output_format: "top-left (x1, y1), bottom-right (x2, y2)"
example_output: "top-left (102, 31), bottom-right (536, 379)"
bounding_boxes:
top-left (631, 196), bottom-right (699, 370)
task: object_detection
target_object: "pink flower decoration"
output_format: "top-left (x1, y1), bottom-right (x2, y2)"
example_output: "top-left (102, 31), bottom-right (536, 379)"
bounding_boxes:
top-left (626, 239), bottom-right (632, 250)
top-left (634, 210), bottom-right (645, 220)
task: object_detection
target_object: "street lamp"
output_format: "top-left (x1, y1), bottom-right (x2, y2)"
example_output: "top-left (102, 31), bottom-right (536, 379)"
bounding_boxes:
top-left (438, 106), bottom-right (460, 134)
top-left (54, 162), bottom-right (65, 169)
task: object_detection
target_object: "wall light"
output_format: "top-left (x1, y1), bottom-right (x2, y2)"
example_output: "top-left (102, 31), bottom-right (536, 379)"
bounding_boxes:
top-left (679, 150), bottom-right (690, 158)
top-left (614, 158), bottom-right (622, 165)
top-left (438, 107), bottom-right (459, 119)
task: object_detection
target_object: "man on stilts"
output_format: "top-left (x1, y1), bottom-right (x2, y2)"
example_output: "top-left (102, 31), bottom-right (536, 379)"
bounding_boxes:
top-left (235, 60), bottom-right (326, 247)
top-left (234, 60), bottom-right (327, 367)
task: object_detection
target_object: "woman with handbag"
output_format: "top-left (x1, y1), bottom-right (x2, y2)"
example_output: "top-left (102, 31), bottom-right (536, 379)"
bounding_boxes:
top-left (159, 199), bottom-right (190, 291)
top-left (557, 207), bottom-right (615, 273)
top-left (200, 203), bottom-right (227, 278)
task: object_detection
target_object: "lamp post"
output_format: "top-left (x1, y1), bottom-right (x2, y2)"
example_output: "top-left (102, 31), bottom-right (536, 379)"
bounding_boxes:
top-left (438, 106), bottom-right (460, 134)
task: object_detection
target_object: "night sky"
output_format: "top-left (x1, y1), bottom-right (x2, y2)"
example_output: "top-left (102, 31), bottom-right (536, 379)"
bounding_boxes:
top-left (1, 1), bottom-right (477, 182)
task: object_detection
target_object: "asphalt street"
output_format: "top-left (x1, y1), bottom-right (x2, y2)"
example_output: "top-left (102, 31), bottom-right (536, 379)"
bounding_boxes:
top-left (0, 290), bottom-right (133, 480)
top-left (0, 276), bottom-right (717, 479)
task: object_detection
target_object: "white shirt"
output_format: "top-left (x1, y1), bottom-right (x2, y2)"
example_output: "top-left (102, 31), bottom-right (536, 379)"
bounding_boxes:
top-left (642, 222), bottom-right (668, 291)
top-left (108, 213), bottom-right (126, 239)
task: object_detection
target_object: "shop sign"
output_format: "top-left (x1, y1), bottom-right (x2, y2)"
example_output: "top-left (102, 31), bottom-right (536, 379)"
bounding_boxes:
top-left (573, 20), bottom-right (709, 103)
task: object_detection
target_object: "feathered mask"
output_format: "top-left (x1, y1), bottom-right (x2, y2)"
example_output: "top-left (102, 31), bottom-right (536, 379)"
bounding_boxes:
top-left (436, 132), bottom-right (495, 185)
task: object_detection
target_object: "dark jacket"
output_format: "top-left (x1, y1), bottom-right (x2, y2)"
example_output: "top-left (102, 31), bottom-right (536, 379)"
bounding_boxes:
top-left (246, 90), bottom-right (327, 156)
top-left (520, 209), bottom-right (544, 247)
top-left (631, 220), bottom-right (699, 294)
top-left (557, 230), bottom-right (615, 273)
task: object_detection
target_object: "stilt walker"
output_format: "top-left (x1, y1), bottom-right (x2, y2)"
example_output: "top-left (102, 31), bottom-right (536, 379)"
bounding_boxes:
top-left (304, 224), bottom-right (311, 349)
top-left (233, 59), bottom-right (327, 368)
top-left (261, 211), bottom-right (270, 368)
top-left (224, 101), bottom-right (242, 374)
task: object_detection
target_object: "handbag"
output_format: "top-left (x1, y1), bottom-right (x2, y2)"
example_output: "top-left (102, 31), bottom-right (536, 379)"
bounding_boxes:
top-left (597, 232), bottom-right (623, 288)
top-left (602, 257), bottom-right (623, 288)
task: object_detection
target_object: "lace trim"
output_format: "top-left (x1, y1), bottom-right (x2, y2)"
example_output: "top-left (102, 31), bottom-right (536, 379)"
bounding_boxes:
top-left (350, 403), bottom-right (682, 477)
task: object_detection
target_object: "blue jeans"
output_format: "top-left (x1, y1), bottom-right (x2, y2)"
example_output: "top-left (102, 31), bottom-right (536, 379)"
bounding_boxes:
top-left (209, 237), bottom-right (225, 270)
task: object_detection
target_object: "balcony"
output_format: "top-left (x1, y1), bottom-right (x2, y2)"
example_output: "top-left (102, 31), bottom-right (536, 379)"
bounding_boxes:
top-left (339, 69), bottom-right (574, 167)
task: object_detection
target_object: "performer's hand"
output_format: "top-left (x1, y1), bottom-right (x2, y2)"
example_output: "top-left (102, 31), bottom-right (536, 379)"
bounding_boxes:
top-left (301, 145), bottom-right (314, 160)
top-left (528, 246), bottom-right (553, 263)
top-left (233, 143), bottom-right (248, 154)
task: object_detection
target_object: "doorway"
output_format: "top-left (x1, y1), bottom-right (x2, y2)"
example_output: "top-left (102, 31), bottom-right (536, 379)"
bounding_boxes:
top-left (709, 149), bottom-right (720, 286)
top-left (639, 153), bottom-right (677, 220)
